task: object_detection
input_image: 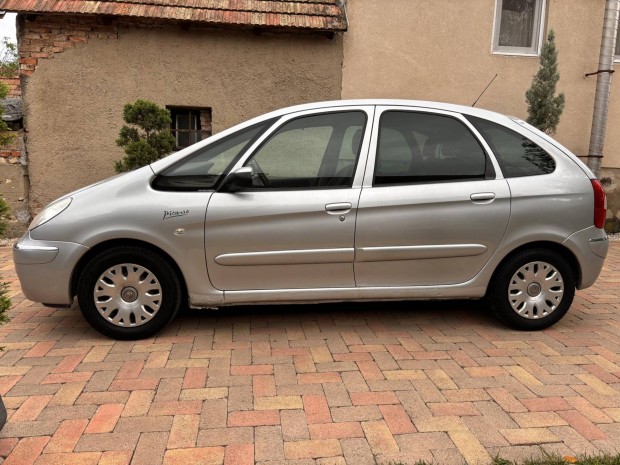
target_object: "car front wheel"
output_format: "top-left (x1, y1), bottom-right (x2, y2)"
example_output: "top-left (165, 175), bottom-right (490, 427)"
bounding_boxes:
top-left (77, 246), bottom-right (182, 340)
top-left (489, 248), bottom-right (575, 330)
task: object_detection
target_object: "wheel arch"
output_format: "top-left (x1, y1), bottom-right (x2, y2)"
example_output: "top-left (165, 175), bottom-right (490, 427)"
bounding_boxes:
top-left (489, 241), bottom-right (582, 291)
top-left (70, 238), bottom-right (188, 301)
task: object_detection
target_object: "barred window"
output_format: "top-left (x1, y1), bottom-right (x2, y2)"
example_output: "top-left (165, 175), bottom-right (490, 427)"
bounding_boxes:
top-left (167, 107), bottom-right (212, 149)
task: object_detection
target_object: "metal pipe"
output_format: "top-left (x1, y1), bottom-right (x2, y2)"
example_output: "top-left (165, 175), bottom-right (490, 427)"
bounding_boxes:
top-left (587, 0), bottom-right (620, 178)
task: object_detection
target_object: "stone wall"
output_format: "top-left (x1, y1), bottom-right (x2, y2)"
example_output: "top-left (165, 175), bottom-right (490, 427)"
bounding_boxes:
top-left (0, 75), bottom-right (27, 232)
top-left (17, 15), bottom-right (118, 77)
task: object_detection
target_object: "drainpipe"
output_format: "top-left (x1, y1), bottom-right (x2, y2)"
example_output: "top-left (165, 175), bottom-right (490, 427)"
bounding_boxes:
top-left (587, 0), bottom-right (620, 178)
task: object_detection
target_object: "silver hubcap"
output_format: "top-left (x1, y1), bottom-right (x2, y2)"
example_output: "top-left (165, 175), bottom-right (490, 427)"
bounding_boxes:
top-left (94, 264), bottom-right (162, 327)
top-left (508, 261), bottom-right (564, 319)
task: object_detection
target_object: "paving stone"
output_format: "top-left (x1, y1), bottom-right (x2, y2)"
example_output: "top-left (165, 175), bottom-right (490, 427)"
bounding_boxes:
top-left (309, 421), bottom-right (364, 439)
top-left (283, 439), bottom-right (342, 460)
top-left (163, 446), bottom-right (224, 465)
top-left (499, 427), bottom-right (560, 445)
top-left (281, 409), bottom-right (310, 441)
top-left (115, 416), bottom-right (173, 433)
top-left (331, 405), bottom-right (382, 423)
top-left (131, 431), bottom-right (168, 465)
top-left (255, 426), bottom-right (284, 462)
top-left (38, 404), bottom-right (97, 422)
top-left (44, 419), bottom-right (88, 453)
top-left (75, 432), bottom-right (140, 452)
top-left (0, 420), bottom-right (59, 438)
top-left (340, 437), bottom-right (375, 465)
top-left (197, 426), bottom-right (253, 447)
top-left (449, 429), bottom-right (492, 465)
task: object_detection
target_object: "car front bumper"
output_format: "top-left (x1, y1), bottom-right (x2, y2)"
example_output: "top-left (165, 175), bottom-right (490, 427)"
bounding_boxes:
top-left (13, 232), bottom-right (89, 305)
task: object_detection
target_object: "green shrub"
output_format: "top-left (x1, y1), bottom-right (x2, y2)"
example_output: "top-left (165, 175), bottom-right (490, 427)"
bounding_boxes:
top-left (525, 30), bottom-right (565, 135)
top-left (0, 37), bottom-right (18, 78)
top-left (0, 282), bottom-right (10, 324)
top-left (114, 99), bottom-right (176, 173)
top-left (0, 198), bottom-right (10, 237)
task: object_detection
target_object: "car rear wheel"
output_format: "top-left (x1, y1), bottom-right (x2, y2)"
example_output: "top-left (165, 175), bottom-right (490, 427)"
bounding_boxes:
top-left (488, 248), bottom-right (575, 330)
top-left (77, 246), bottom-right (182, 340)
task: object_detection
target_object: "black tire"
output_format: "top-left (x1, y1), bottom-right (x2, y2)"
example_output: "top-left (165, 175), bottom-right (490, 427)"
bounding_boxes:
top-left (488, 248), bottom-right (576, 331)
top-left (77, 246), bottom-right (182, 340)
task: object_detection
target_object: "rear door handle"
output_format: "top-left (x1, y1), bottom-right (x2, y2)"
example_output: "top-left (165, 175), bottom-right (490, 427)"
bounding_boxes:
top-left (470, 192), bottom-right (496, 203)
top-left (325, 202), bottom-right (352, 214)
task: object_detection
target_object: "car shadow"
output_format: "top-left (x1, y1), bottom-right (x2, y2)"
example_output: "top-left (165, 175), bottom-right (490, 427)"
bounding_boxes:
top-left (173, 298), bottom-right (503, 332)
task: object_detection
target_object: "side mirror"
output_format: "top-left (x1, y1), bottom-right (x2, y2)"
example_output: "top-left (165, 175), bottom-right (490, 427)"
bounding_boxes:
top-left (219, 167), bottom-right (253, 193)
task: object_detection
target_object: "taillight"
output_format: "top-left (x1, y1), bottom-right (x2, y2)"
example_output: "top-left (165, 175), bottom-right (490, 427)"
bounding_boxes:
top-left (591, 179), bottom-right (607, 229)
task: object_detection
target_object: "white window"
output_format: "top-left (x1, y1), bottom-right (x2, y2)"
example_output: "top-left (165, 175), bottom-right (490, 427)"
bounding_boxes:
top-left (492, 0), bottom-right (546, 56)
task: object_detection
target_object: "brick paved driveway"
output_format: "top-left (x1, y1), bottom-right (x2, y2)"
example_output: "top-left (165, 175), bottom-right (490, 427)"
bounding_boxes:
top-left (0, 244), bottom-right (619, 465)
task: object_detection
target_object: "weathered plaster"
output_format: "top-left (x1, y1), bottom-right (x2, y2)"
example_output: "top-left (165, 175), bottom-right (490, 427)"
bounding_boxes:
top-left (22, 23), bottom-right (343, 210)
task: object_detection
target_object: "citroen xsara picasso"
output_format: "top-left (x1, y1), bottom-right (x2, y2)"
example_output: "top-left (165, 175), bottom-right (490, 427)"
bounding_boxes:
top-left (14, 101), bottom-right (608, 339)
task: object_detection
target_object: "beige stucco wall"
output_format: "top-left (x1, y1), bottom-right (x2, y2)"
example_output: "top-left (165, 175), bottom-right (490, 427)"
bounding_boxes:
top-left (23, 26), bottom-right (343, 210)
top-left (342, 0), bottom-right (618, 166)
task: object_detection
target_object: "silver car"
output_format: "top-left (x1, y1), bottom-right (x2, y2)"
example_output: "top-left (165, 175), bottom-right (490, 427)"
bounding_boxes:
top-left (14, 100), bottom-right (608, 340)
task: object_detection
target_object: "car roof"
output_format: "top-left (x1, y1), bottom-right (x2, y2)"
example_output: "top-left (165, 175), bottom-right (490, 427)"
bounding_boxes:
top-left (258, 99), bottom-right (509, 122)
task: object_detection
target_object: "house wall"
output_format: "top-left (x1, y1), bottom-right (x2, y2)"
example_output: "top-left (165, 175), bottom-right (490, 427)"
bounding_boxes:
top-left (342, 0), bottom-right (620, 227)
top-left (19, 15), bottom-right (343, 211)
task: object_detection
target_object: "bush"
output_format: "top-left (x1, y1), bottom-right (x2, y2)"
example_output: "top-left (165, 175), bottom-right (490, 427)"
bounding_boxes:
top-left (0, 198), bottom-right (10, 237)
top-left (0, 37), bottom-right (18, 78)
top-left (114, 99), bottom-right (176, 173)
top-left (0, 282), bottom-right (10, 326)
top-left (525, 30), bottom-right (565, 135)
top-left (0, 80), bottom-right (14, 147)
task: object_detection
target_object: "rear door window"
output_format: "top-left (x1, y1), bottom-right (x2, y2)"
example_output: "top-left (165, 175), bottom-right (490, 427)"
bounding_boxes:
top-left (466, 115), bottom-right (556, 177)
top-left (374, 111), bottom-right (491, 185)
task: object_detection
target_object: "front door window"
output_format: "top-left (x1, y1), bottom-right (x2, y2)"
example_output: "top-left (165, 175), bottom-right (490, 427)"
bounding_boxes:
top-left (245, 112), bottom-right (367, 189)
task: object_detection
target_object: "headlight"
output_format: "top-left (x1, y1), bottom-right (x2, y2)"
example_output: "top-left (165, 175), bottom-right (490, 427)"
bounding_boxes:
top-left (28, 197), bottom-right (72, 231)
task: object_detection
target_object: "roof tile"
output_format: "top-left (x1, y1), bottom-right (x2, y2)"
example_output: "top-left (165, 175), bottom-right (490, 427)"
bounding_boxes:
top-left (0, 0), bottom-right (347, 31)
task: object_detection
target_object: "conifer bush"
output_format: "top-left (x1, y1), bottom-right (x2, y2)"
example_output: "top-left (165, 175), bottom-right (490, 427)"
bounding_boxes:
top-left (525, 30), bottom-right (565, 135)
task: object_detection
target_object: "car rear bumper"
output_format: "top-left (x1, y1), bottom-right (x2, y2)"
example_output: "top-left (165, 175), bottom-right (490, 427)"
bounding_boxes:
top-left (562, 226), bottom-right (608, 289)
top-left (13, 232), bottom-right (88, 305)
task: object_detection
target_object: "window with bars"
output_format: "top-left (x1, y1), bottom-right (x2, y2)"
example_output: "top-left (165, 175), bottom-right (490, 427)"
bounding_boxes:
top-left (167, 106), bottom-right (212, 150)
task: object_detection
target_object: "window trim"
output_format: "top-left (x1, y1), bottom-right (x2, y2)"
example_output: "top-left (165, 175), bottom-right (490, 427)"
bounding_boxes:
top-left (491, 0), bottom-right (547, 57)
top-left (372, 110), bottom-right (495, 187)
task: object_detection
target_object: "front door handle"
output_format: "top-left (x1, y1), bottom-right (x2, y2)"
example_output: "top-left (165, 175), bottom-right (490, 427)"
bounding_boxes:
top-left (325, 202), bottom-right (352, 214)
top-left (470, 192), bottom-right (495, 203)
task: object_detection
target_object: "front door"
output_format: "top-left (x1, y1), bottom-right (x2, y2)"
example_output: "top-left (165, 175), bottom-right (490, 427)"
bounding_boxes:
top-left (206, 108), bottom-right (372, 291)
top-left (355, 107), bottom-right (511, 287)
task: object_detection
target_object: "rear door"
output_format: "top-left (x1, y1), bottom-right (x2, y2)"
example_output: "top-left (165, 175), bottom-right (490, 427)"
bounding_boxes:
top-left (355, 107), bottom-right (511, 287)
top-left (205, 107), bottom-right (373, 291)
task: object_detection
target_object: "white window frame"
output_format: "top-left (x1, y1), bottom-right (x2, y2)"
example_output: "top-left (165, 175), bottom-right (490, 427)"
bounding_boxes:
top-left (492, 0), bottom-right (547, 56)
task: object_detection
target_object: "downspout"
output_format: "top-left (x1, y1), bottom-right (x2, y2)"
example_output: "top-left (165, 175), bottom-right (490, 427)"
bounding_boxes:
top-left (587, 0), bottom-right (620, 178)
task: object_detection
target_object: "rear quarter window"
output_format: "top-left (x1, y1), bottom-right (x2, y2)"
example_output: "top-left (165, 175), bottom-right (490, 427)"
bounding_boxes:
top-left (466, 115), bottom-right (556, 178)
